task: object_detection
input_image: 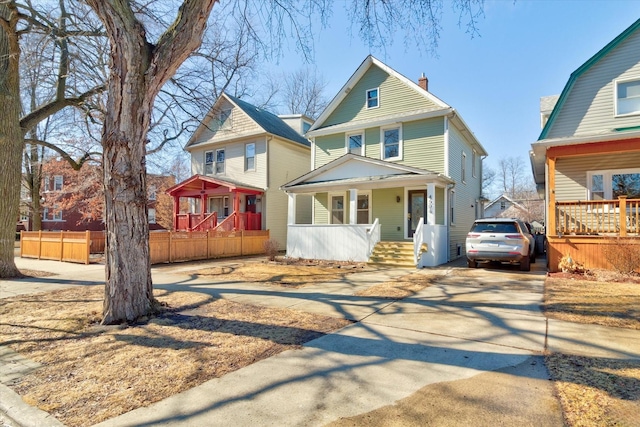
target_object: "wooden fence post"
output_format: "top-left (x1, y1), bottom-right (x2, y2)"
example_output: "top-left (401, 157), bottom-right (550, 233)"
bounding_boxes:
top-left (619, 196), bottom-right (627, 237)
top-left (169, 231), bottom-right (173, 264)
top-left (59, 232), bottom-right (64, 261)
top-left (20, 230), bottom-right (23, 258)
top-left (38, 230), bottom-right (42, 259)
top-left (85, 230), bottom-right (91, 264)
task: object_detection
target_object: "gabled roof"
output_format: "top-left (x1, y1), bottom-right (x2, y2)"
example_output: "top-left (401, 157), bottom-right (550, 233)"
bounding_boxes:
top-left (484, 194), bottom-right (524, 211)
top-left (185, 93), bottom-right (310, 149)
top-left (538, 18), bottom-right (640, 141)
top-left (166, 174), bottom-right (264, 197)
top-left (308, 55), bottom-right (450, 134)
top-left (281, 154), bottom-right (453, 192)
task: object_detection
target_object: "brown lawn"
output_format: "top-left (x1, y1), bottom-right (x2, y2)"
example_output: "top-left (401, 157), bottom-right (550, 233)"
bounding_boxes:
top-left (544, 275), bottom-right (640, 426)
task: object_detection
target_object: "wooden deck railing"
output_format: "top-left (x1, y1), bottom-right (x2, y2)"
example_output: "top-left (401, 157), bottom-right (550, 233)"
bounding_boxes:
top-left (556, 197), bottom-right (640, 236)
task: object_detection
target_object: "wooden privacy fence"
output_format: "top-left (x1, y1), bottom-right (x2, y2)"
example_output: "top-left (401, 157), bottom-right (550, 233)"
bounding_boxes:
top-left (21, 230), bottom-right (269, 265)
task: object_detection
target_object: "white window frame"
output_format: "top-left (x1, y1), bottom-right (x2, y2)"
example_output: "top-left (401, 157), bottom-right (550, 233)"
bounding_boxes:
top-left (148, 208), bottom-right (156, 224)
top-left (587, 167), bottom-right (640, 200)
top-left (614, 77), bottom-right (640, 117)
top-left (380, 125), bottom-right (402, 161)
top-left (461, 152), bottom-right (467, 184)
top-left (345, 132), bottom-right (364, 156)
top-left (245, 143), bottom-right (256, 171)
top-left (449, 190), bottom-right (456, 225)
top-left (329, 193), bottom-right (345, 225)
top-left (366, 87), bottom-right (379, 109)
top-left (53, 205), bottom-right (63, 221)
top-left (204, 151), bottom-right (214, 175)
top-left (472, 150), bottom-right (477, 178)
top-left (148, 185), bottom-right (157, 201)
top-left (42, 207), bottom-right (48, 220)
top-left (215, 148), bottom-right (225, 174)
top-left (356, 191), bottom-right (371, 224)
top-left (43, 176), bottom-right (50, 193)
top-left (54, 175), bottom-right (63, 191)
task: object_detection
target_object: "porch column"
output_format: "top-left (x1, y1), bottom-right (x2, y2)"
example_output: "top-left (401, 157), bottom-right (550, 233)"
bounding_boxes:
top-left (547, 156), bottom-right (556, 236)
top-left (349, 189), bottom-right (357, 225)
top-left (234, 192), bottom-right (240, 229)
top-left (287, 193), bottom-right (296, 225)
top-left (173, 196), bottom-right (180, 231)
top-left (426, 183), bottom-right (436, 225)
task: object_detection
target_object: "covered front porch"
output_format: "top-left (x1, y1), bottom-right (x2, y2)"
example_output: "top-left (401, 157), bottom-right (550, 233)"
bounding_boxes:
top-left (282, 155), bottom-right (453, 266)
top-left (166, 174), bottom-right (263, 232)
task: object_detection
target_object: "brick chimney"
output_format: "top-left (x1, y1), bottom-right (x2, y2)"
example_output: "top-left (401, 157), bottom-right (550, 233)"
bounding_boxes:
top-left (418, 73), bottom-right (428, 91)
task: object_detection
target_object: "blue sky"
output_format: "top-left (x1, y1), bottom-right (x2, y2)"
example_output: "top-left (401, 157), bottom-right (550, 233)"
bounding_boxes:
top-left (263, 0), bottom-right (640, 183)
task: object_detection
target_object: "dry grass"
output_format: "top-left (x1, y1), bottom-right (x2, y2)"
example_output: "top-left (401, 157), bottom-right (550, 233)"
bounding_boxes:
top-left (544, 276), bottom-right (640, 426)
top-left (0, 286), bottom-right (350, 427)
top-left (544, 276), bottom-right (640, 330)
top-left (354, 272), bottom-right (435, 299)
top-left (190, 262), bottom-right (363, 287)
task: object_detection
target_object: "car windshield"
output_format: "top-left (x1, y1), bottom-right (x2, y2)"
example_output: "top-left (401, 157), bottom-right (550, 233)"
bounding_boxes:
top-left (471, 222), bottom-right (518, 233)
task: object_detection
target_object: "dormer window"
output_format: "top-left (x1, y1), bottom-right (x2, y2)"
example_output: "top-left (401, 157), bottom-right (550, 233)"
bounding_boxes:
top-left (615, 78), bottom-right (640, 116)
top-left (366, 88), bottom-right (379, 109)
top-left (217, 108), bottom-right (232, 129)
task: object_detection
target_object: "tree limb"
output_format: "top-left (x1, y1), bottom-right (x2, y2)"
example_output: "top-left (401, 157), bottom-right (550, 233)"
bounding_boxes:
top-left (23, 138), bottom-right (100, 170)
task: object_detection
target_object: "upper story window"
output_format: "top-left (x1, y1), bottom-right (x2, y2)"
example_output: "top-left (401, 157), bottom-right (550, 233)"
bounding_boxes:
top-left (472, 150), bottom-right (477, 178)
top-left (616, 78), bottom-right (640, 116)
top-left (366, 88), bottom-right (379, 109)
top-left (245, 143), bottom-right (255, 171)
top-left (43, 176), bottom-right (50, 192)
top-left (461, 152), bottom-right (467, 183)
top-left (204, 151), bottom-right (214, 175)
top-left (148, 185), bottom-right (157, 201)
top-left (217, 108), bottom-right (232, 129)
top-left (588, 168), bottom-right (640, 200)
top-left (346, 133), bottom-right (363, 155)
top-left (381, 126), bottom-right (402, 161)
top-left (215, 148), bottom-right (225, 174)
top-left (500, 201), bottom-right (506, 210)
top-left (54, 175), bottom-right (63, 191)
top-left (148, 208), bottom-right (156, 224)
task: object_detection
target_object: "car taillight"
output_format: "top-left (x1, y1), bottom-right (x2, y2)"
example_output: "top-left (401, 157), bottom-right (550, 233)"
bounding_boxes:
top-left (467, 233), bottom-right (480, 238)
top-left (505, 234), bottom-right (523, 239)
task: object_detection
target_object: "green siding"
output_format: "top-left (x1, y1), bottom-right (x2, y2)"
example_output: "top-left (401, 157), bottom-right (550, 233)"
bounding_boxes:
top-left (364, 127), bottom-right (381, 159)
top-left (372, 188), bottom-right (404, 241)
top-left (314, 134), bottom-right (345, 168)
top-left (314, 193), bottom-right (329, 224)
top-left (401, 118), bottom-right (444, 172)
top-left (322, 65), bottom-right (441, 128)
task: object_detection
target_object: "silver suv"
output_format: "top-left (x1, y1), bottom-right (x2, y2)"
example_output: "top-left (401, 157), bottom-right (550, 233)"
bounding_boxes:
top-left (466, 218), bottom-right (535, 271)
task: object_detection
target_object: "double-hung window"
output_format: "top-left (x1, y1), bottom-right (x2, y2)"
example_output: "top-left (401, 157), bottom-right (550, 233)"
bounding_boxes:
top-left (204, 151), bottom-right (214, 175)
top-left (366, 88), bottom-right (379, 109)
top-left (215, 148), bottom-right (225, 174)
top-left (615, 78), bottom-right (640, 116)
top-left (331, 195), bottom-right (344, 224)
top-left (588, 168), bottom-right (640, 200)
top-left (357, 194), bottom-right (370, 224)
top-left (53, 205), bottom-right (63, 221)
top-left (381, 126), bottom-right (401, 160)
top-left (245, 143), bottom-right (255, 171)
top-left (54, 175), bottom-right (63, 191)
top-left (346, 133), bottom-right (363, 155)
top-left (461, 152), bottom-right (467, 183)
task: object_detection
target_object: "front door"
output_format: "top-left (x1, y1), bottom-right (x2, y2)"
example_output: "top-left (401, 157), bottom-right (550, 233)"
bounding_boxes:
top-left (408, 190), bottom-right (426, 238)
top-left (246, 195), bottom-right (257, 213)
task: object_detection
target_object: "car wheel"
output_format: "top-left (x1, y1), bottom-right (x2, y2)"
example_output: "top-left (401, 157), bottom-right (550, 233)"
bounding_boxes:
top-left (467, 259), bottom-right (477, 268)
top-left (520, 255), bottom-right (530, 271)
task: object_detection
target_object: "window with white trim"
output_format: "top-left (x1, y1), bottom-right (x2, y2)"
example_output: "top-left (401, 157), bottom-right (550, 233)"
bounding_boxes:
top-left (357, 193), bottom-right (370, 224)
top-left (366, 88), bottom-right (379, 109)
top-left (381, 126), bottom-right (401, 160)
top-left (204, 151), bottom-right (214, 175)
top-left (148, 208), bottom-right (156, 224)
top-left (43, 207), bottom-right (48, 220)
top-left (149, 185), bottom-right (157, 201)
top-left (245, 143), bottom-right (255, 171)
top-left (461, 152), bottom-right (467, 183)
top-left (43, 176), bottom-right (50, 192)
top-left (215, 148), bottom-right (225, 174)
top-left (449, 191), bottom-right (455, 225)
top-left (346, 133), bottom-right (363, 155)
top-left (331, 195), bottom-right (344, 224)
top-left (472, 150), bottom-right (477, 178)
top-left (54, 175), bottom-right (63, 191)
top-left (616, 78), bottom-right (640, 116)
top-left (53, 205), bottom-right (63, 221)
top-left (588, 168), bottom-right (640, 200)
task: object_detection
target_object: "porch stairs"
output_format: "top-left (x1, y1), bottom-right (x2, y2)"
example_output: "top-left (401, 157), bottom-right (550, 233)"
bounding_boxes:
top-left (368, 241), bottom-right (415, 268)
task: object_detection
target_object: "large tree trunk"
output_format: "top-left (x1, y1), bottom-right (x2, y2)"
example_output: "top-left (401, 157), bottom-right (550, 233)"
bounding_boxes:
top-left (0, 3), bottom-right (23, 278)
top-left (87, 0), bottom-right (216, 324)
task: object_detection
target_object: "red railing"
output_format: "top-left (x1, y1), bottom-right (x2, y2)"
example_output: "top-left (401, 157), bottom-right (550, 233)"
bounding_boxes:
top-left (192, 212), bottom-right (218, 231)
top-left (177, 211), bottom-right (261, 232)
top-left (555, 197), bottom-right (639, 236)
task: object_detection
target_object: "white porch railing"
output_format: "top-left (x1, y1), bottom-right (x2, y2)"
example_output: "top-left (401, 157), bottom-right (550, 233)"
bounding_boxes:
top-left (413, 217), bottom-right (425, 265)
top-left (286, 221), bottom-right (381, 262)
top-left (415, 223), bottom-right (448, 267)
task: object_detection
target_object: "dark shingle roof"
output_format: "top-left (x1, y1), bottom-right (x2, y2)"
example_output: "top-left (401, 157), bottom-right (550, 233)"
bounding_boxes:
top-left (226, 94), bottom-right (310, 147)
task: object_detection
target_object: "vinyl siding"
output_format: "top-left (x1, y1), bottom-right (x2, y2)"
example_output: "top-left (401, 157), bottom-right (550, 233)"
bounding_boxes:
top-left (314, 134), bottom-right (345, 168)
top-left (400, 118), bottom-right (445, 172)
top-left (266, 138), bottom-right (312, 248)
top-left (547, 29), bottom-right (640, 139)
top-left (364, 127), bottom-right (381, 158)
top-left (190, 138), bottom-right (268, 189)
top-left (555, 152), bottom-right (640, 201)
top-left (189, 98), bottom-right (263, 146)
top-left (448, 125), bottom-right (481, 259)
top-left (321, 65), bottom-right (442, 128)
top-left (436, 186), bottom-right (445, 225)
top-left (314, 193), bottom-right (329, 224)
top-left (372, 188), bottom-right (404, 241)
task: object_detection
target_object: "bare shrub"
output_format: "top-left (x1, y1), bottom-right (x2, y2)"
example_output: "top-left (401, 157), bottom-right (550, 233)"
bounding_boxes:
top-left (602, 237), bottom-right (640, 275)
top-left (558, 253), bottom-right (586, 274)
top-left (263, 239), bottom-right (279, 261)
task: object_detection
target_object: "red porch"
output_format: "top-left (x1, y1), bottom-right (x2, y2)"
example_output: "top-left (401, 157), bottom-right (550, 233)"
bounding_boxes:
top-left (166, 174), bottom-right (263, 232)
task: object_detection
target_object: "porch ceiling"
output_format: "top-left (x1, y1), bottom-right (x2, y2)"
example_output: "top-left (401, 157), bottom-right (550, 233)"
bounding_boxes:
top-left (282, 172), bottom-right (453, 193)
top-left (166, 174), bottom-right (264, 198)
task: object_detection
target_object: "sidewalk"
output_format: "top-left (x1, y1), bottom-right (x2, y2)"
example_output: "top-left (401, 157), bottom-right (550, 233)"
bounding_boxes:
top-left (1, 257), bottom-right (639, 426)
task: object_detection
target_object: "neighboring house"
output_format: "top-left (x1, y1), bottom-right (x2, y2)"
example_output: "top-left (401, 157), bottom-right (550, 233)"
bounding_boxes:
top-left (484, 194), bottom-right (544, 225)
top-left (282, 56), bottom-right (487, 267)
top-left (21, 159), bottom-right (172, 232)
top-left (168, 93), bottom-right (312, 249)
top-left (529, 18), bottom-right (640, 272)
top-left (484, 194), bottom-right (524, 218)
